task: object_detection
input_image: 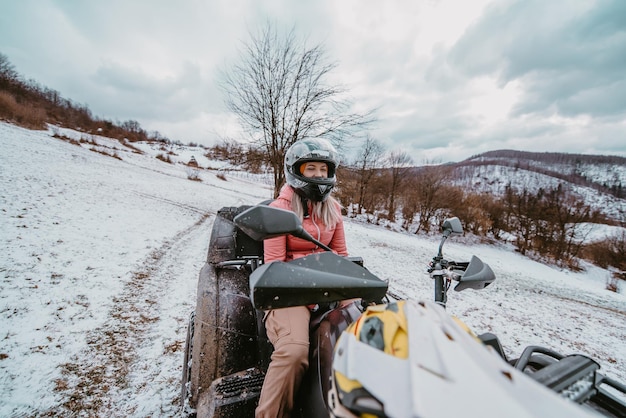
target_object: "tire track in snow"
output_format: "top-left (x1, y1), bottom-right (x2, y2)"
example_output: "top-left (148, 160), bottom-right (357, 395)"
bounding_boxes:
top-left (48, 212), bottom-right (213, 417)
top-left (132, 191), bottom-right (209, 216)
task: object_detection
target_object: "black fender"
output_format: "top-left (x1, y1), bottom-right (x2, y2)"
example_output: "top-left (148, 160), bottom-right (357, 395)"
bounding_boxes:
top-left (184, 206), bottom-right (269, 416)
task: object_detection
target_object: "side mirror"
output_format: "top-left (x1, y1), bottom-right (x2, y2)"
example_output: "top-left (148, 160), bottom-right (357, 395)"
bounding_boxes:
top-left (442, 217), bottom-right (463, 236)
top-left (233, 205), bottom-right (332, 251)
top-left (234, 205), bottom-right (304, 241)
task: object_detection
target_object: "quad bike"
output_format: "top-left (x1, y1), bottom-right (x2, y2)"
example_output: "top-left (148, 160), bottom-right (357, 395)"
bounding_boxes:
top-left (181, 204), bottom-right (626, 417)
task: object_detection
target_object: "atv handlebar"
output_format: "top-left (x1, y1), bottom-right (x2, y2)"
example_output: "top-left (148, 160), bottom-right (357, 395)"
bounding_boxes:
top-left (233, 207), bottom-right (495, 310)
top-left (232, 205), bottom-right (388, 310)
top-left (428, 217), bottom-right (496, 308)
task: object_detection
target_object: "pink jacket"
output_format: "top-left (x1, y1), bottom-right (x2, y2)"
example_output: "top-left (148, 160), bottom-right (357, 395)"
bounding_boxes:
top-left (264, 185), bottom-right (348, 263)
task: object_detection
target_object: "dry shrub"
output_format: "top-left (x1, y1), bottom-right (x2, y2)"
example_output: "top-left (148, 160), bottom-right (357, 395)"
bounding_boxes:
top-left (582, 235), bottom-right (625, 292)
top-left (121, 139), bottom-right (144, 154)
top-left (583, 241), bottom-right (612, 268)
top-left (0, 91), bottom-right (47, 129)
top-left (581, 233), bottom-right (626, 270)
top-left (0, 91), bottom-right (19, 118)
top-left (186, 168), bottom-right (202, 182)
top-left (606, 272), bottom-right (625, 293)
top-left (90, 147), bottom-right (122, 160)
top-left (156, 153), bottom-right (173, 164)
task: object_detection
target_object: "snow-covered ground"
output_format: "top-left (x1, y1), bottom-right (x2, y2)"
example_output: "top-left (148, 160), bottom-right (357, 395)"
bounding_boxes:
top-left (1, 121), bottom-right (624, 417)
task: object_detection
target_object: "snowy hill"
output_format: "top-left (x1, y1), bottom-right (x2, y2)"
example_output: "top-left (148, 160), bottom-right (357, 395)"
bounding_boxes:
top-left (451, 151), bottom-right (626, 224)
top-left (1, 122), bottom-right (625, 417)
top-left (465, 150), bottom-right (626, 191)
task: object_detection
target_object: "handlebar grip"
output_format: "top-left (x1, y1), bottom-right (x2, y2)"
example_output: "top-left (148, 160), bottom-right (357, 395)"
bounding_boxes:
top-left (449, 261), bottom-right (469, 271)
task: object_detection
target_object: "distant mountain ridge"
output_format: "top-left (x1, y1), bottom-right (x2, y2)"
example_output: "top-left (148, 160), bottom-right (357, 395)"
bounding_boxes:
top-left (466, 149), bottom-right (626, 166)
top-left (449, 149), bottom-right (626, 225)
top-left (460, 149), bottom-right (625, 192)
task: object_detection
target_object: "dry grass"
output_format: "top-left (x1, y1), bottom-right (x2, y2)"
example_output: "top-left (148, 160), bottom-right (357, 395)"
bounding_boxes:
top-left (0, 91), bottom-right (48, 129)
top-left (90, 147), bottom-right (122, 160)
top-left (156, 153), bottom-right (173, 164)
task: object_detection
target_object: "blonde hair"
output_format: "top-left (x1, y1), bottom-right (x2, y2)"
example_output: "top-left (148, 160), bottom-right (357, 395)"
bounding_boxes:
top-left (291, 194), bottom-right (342, 228)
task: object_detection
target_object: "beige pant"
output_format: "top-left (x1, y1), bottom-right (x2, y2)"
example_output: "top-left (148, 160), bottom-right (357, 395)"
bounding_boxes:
top-left (255, 306), bottom-right (311, 418)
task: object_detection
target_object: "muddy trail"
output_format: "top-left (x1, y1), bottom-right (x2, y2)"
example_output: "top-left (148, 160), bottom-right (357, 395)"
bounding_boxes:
top-left (45, 213), bottom-right (213, 417)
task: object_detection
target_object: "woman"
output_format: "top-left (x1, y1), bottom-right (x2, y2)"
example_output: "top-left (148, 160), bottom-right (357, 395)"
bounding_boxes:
top-left (255, 138), bottom-right (348, 418)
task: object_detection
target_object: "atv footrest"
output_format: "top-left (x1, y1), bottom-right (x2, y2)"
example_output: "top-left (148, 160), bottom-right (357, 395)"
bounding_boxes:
top-left (198, 368), bottom-right (265, 417)
top-left (213, 367), bottom-right (265, 400)
top-left (531, 354), bottom-right (599, 403)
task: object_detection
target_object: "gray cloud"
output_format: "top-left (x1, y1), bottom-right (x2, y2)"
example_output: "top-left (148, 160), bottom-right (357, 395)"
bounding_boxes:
top-left (449, 0), bottom-right (626, 118)
top-left (90, 61), bottom-right (212, 121)
top-left (1, 0), bottom-right (624, 163)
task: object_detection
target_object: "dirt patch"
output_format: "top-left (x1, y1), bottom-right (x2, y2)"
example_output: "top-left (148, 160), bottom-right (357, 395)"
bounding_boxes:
top-left (47, 213), bottom-right (211, 416)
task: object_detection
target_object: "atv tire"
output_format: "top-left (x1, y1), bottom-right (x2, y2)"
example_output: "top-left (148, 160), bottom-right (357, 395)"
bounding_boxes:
top-left (180, 311), bottom-right (195, 414)
top-left (185, 206), bottom-right (269, 417)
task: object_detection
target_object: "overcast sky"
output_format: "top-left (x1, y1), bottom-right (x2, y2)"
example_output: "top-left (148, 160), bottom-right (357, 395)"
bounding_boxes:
top-left (1, 0), bottom-right (625, 164)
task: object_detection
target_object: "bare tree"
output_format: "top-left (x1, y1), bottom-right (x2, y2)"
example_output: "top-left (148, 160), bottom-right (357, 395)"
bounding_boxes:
top-left (0, 53), bottom-right (20, 91)
top-left (352, 135), bottom-right (385, 215)
top-left (220, 24), bottom-right (373, 196)
top-left (406, 165), bottom-right (452, 233)
top-left (386, 150), bottom-right (413, 222)
top-left (535, 184), bottom-right (592, 267)
top-left (503, 186), bottom-right (540, 256)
